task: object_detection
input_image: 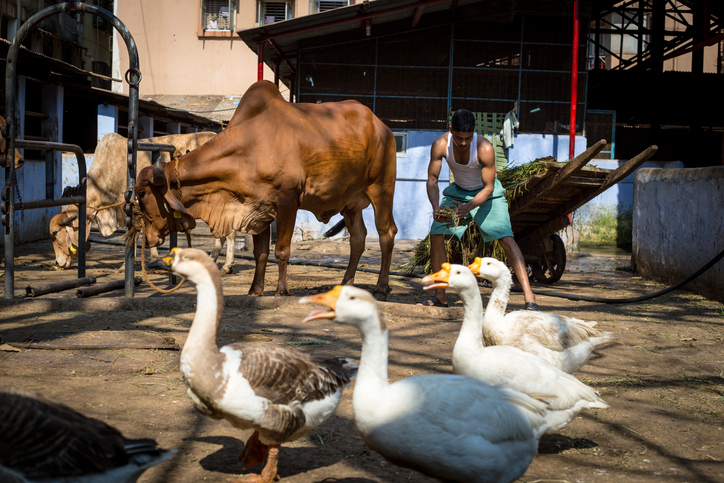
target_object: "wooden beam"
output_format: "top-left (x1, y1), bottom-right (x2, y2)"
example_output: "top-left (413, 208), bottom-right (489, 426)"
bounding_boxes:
top-left (509, 139), bottom-right (607, 216)
top-left (412, 6), bottom-right (424, 28)
top-left (552, 145), bottom-right (659, 217)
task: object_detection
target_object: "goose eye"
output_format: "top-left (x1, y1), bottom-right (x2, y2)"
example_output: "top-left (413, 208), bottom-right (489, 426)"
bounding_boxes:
top-left (349, 295), bottom-right (356, 300)
top-left (182, 255), bottom-right (189, 260)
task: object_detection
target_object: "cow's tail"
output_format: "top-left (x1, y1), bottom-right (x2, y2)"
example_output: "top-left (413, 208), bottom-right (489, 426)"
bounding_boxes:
top-left (323, 219), bottom-right (346, 238)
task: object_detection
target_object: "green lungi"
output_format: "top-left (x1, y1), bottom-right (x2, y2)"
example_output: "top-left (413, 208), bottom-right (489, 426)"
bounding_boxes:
top-left (429, 179), bottom-right (513, 242)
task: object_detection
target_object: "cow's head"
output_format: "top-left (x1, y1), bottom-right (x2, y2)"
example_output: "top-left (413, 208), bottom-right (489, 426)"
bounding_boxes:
top-left (134, 160), bottom-right (196, 247)
top-left (49, 210), bottom-right (91, 269)
top-left (0, 115), bottom-right (24, 169)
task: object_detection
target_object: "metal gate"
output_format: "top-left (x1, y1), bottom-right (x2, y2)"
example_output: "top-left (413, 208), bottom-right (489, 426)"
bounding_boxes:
top-left (2, 2), bottom-right (170, 299)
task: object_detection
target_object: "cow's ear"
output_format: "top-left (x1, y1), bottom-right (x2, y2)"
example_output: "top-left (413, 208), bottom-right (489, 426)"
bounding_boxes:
top-left (152, 160), bottom-right (168, 187)
top-left (164, 191), bottom-right (196, 232)
top-left (67, 226), bottom-right (79, 247)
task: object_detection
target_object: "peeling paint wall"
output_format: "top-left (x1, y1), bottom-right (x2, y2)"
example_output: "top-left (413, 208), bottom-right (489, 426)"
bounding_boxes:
top-left (632, 167), bottom-right (724, 303)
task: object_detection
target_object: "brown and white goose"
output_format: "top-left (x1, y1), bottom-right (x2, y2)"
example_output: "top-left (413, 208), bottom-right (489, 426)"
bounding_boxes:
top-left (423, 263), bottom-right (608, 433)
top-left (301, 285), bottom-right (566, 483)
top-left (469, 257), bottom-right (613, 373)
top-left (0, 386), bottom-right (174, 483)
top-left (149, 248), bottom-right (355, 483)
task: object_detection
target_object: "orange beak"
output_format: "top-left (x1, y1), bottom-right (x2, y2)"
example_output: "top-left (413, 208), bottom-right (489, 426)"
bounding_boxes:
top-left (300, 285), bottom-right (343, 322)
top-left (467, 257), bottom-right (482, 276)
top-left (421, 263), bottom-right (452, 290)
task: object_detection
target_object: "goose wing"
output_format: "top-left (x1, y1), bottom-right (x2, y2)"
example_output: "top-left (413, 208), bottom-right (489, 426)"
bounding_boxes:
top-left (231, 342), bottom-right (354, 405)
top-left (0, 388), bottom-right (171, 479)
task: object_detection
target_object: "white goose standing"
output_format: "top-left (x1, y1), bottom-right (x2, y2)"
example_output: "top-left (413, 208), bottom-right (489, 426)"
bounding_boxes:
top-left (422, 263), bottom-right (608, 432)
top-left (469, 257), bottom-right (613, 373)
top-left (149, 248), bottom-right (356, 483)
top-left (302, 285), bottom-right (564, 483)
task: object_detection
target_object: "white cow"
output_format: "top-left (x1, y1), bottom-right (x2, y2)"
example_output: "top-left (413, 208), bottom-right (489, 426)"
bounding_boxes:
top-left (50, 132), bottom-right (240, 271)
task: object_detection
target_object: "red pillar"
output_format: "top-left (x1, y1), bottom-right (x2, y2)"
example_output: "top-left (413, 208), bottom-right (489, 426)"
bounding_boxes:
top-left (257, 42), bottom-right (265, 81)
top-left (569, 0), bottom-right (579, 160)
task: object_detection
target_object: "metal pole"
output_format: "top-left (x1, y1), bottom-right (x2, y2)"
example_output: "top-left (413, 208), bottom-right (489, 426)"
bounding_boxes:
top-left (2, 3), bottom-right (141, 298)
top-left (258, 41), bottom-right (265, 81)
top-left (569, 0), bottom-right (579, 160)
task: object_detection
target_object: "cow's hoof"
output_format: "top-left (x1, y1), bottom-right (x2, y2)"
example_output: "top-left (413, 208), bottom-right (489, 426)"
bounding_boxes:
top-left (274, 290), bottom-right (290, 297)
top-left (220, 265), bottom-right (234, 275)
top-left (372, 289), bottom-right (388, 302)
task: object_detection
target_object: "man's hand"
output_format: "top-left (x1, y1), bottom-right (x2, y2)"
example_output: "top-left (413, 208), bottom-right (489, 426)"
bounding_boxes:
top-left (452, 200), bottom-right (471, 219)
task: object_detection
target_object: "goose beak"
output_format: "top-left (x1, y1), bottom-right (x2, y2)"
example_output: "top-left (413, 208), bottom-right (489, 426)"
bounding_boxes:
top-left (467, 257), bottom-right (482, 276)
top-left (421, 263), bottom-right (452, 290)
top-left (147, 247), bottom-right (179, 271)
top-left (300, 285), bottom-right (342, 322)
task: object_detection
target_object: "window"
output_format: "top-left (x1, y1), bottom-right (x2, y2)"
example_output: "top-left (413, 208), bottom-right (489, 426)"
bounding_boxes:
top-left (394, 133), bottom-right (408, 156)
top-left (202, 0), bottom-right (235, 31)
top-left (258, 1), bottom-right (292, 25)
top-left (310, 0), bottom-right (349, 15)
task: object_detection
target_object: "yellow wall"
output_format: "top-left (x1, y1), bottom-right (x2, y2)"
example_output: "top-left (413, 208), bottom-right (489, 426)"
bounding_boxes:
top-left (115, 0), bottom-right (282, 97)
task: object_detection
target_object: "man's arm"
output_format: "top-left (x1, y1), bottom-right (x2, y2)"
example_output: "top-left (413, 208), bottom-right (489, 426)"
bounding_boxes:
top-left (426, 137), bottom-right (446, 221)
top-left (453, 137), bottom-right (496, 219)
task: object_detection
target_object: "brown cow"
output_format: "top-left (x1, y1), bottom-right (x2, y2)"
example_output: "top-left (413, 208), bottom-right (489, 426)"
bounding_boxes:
top-left (50, 132), bottom-right (238, 270)
top-left (0, 115), bottom-right (24, 169)
top-left (134, 80), bottom-right (398, 298)
top-left (49, 212), bottom-right (92, 269)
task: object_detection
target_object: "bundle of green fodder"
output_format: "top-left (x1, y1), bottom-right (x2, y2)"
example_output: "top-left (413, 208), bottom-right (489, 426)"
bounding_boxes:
top-left (403, 156), bottom-right (558, 274)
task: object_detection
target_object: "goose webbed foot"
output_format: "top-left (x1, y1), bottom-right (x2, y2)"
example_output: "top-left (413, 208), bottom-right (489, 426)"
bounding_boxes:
top-left (230, 444), bottom-right (280, 483)
top-left (238, 431), bottom-right (267, 469)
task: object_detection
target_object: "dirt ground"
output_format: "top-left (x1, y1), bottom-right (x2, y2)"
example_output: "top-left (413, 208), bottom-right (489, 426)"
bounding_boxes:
top-left (1, 224), bottom-right (723, 483)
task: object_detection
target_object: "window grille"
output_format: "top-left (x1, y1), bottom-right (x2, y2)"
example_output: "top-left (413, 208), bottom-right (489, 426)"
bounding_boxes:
top-left (203, 0), bottom-right (233, 31)
top-left (259, 1), bottom-right (291, 25)
top-left (310, 0), bottom-right (349, 14)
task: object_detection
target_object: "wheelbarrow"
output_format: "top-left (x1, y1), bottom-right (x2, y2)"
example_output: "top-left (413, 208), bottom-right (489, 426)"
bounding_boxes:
top-left (508, 140), bottom-right (658, 284)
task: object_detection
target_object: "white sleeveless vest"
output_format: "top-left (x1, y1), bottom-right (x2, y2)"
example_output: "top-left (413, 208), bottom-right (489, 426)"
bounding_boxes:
top-left (445, 132), bottom-right (484, 190)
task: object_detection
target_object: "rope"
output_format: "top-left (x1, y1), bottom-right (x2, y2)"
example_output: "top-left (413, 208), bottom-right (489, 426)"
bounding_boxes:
top-left (133, 207), bottom-right (187, 294)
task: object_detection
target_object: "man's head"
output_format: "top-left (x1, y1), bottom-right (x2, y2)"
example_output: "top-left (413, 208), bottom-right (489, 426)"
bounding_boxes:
top-left (449, 109), bottom-right (475, 150)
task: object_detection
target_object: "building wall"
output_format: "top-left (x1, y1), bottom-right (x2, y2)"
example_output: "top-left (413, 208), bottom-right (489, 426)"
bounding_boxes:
top-left (115, 0), bottom-right (279, 97)
top-left (632, 166), bottom-right (724, 303)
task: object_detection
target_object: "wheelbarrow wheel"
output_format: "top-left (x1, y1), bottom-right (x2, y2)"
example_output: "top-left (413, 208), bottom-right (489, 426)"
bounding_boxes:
top-left (530, 234), bottom-right (566, 284)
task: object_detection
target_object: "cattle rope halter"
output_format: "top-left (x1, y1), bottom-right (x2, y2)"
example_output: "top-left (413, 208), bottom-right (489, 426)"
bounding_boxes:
top-left (139, 215), bottom-right (187, 294)
top-left (126, 203), bottom-right (187, 294)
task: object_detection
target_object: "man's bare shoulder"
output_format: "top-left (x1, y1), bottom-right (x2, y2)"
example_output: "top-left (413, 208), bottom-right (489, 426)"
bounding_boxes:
top-left (433, 132), bottom-right (449, 147)
top-left (431, 133), bottom-right (448, 157)
top-left (477, 134), bottom-right (494, 149)
top-left (476, 135), bottom-right (495, 165)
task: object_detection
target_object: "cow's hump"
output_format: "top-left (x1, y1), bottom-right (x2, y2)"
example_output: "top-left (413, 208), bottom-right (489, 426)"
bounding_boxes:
top-left (228, 81), bottom-right (284, 126)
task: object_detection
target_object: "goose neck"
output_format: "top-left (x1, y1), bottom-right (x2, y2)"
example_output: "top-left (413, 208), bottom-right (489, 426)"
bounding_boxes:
top-left (455, 282), bottom-right (486, 349)
top-left (183, 274), bottom-right (224, 357)
top-left (356, 328), bottom-right (390, 387)
top-left (486, 274), bottom-right (511, 320)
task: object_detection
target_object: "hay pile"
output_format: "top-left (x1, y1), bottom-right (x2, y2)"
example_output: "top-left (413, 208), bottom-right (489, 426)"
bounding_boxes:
top-left (403, 156), bottom-right (559, 274)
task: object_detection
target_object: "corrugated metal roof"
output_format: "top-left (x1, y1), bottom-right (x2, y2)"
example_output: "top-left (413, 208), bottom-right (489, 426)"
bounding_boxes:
top-left (140, 94), bottom-right (242, 123)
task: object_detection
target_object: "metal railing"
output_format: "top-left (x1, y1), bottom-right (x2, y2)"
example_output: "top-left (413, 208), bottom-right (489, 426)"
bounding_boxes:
top-left (2, 2), bottom-right (142, 299)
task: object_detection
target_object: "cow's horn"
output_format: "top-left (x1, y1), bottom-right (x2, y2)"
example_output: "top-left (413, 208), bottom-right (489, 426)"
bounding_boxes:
top-left (152, 160), bottom-right (167, 186)
top-left (61, 215), bottom-right (77, 226)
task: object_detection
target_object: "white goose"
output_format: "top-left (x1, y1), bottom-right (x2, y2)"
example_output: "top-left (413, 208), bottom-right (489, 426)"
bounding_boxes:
top-left (301, 285), bottom-right (565, 483)
top-left (0, 386), bottom-right (174, 483)
top-left (149, 248), bottom-right (356, 483)
top-left (469, 257), bottom-right (613, 373)
top-left (422, 263), bottom-right (608, 432)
